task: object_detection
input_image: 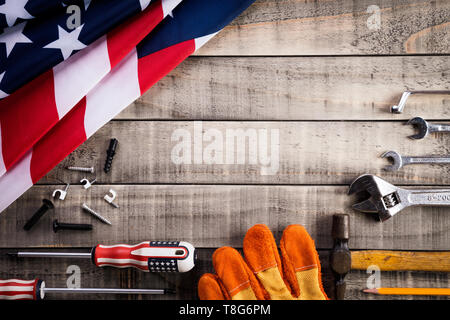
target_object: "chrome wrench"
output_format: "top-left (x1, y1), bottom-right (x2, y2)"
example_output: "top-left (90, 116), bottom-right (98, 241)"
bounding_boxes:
top-left (381, 150), bottom-right (450, 171)
top-left (407, 117), bottom-right (450, 139)
top-left (348, 174), bottom-right (450, 222)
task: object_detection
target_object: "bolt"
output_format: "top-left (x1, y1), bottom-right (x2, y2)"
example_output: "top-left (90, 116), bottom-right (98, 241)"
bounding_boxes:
top-left (66, 166), bottom-right (94, 173)
top-left (23, 199), bottom-right (55, 231)
top-left (104, 138), bottom-right (118, 173)
top-left (82, 203), bottom-right (112, 225)
top-left (53, 219), bottom-right (93, 232)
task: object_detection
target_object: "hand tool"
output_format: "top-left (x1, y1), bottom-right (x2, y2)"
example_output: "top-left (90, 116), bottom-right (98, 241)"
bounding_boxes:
top-left (52, 183), bottom-right (70, 200)
top-left (363, 287), bottom-right (450, 296)
top-left (0, 279), bottom-right (173, 300)
top-left (381, 150), bottom-right (450, 171)
top-left (23, 199), bottom-right (54, 231)
top-left (82, 203), bottom-right (112, 225)
top-left (80, 178), bottom-right (96, 189)
top-left (391, 90), bottom-right (450, 113)
top-left (329, 214), bottom-right (351, 300)
top-left (348, 174), bottom-right (450, 221)
top-left (351, 250), bottom-right (450, 272)
top-left (104, 189), bottom-right (119, 208)
top-left (407, 117), bottom-right (450, 139)
top-left (66, 166), bottom-right (94, 173)
top-left (8, 241), bottom-right (196, 272)
top-left (53, 219), bottom-right (93, 232)
top-left (104, 138), bottom-right (118, 173)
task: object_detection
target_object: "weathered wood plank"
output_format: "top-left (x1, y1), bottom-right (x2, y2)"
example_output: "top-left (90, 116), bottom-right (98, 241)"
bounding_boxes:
top-left (120, 56), bottom-right (450, 121)
top-left (40, 121), bottom-right (450, 185)
top-left (0, 249), bottom-right (446, 300)
top-left (1, 185), bottom-right (448, 250)
top-left (195, 0), bottom-right (450, 56)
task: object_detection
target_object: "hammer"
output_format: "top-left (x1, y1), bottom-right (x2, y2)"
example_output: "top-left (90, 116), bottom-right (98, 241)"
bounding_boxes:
top-left (329, 214), bottom-right (351, 300)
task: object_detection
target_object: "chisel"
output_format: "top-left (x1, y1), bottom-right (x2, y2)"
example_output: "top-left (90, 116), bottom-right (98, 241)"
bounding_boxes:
top-left (8, 241), bottom-right (196, 273)
top-left (0, 279), bottom-right (173, 300)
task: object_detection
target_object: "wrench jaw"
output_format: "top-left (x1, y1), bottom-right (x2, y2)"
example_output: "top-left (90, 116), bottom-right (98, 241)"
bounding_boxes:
top-left (381, 151), bottom-right (402, 172)
top-left (348, 174), bottom-right (405, 222)
top-left (407, 117), bottom-right (428, 140)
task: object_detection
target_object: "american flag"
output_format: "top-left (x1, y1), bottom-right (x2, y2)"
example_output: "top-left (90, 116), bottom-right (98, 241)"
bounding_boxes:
top-left (0, 0), bottom-right (256, 213)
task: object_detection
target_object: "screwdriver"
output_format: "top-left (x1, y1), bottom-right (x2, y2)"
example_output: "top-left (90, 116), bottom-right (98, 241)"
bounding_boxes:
top-left (8, 241), bottom-right (196, 273)
top-left (0, 279), bottom-right (173, 300)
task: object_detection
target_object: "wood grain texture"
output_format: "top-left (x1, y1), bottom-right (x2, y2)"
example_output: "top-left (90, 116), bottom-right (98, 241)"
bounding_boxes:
top-left (120, 56), bottom-right (450, 121)
top-left (38, 120), bottom-right (450, 185)
top-left (351, 251), bottom-right (450, 272)
top-left (1, 185), bottom-right (448, 250)
top-left (195, 0), bottom-right (450, 56)
top-left (0, 249), bottom-right (447, 300)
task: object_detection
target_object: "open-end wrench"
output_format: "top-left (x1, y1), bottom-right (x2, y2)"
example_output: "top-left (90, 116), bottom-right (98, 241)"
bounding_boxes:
top-left (381, 150), bottom-right (450, 171)
top-left (407, 117), bottom-right (450, 139)
top-left (348, 174), bottom-right (450, 222)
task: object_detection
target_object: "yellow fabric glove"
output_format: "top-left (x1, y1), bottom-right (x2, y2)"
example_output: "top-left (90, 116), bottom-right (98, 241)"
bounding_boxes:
top-left (198, 224), bottom-right (328, 300)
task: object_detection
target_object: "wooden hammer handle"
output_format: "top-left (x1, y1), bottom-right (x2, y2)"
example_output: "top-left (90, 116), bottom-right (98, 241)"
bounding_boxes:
top-left (351, 250), bottom-right (450, 272)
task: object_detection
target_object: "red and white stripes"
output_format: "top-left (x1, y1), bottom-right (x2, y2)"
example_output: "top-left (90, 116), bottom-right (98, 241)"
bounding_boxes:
top-left (0, 0), bottom-right (182, 179)
top-left (0, 279), bottom-right (41, 300)
top-left (0, 31), bottom-right (217, 214)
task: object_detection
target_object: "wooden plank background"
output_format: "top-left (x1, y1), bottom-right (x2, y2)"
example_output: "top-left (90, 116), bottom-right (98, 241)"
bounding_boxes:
top-left (0, 0), bottom-right (449, 300)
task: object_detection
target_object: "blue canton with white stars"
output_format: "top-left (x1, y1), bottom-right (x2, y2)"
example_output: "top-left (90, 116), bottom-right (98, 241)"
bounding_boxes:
top-left (0, 0), bottom-right (146, 97)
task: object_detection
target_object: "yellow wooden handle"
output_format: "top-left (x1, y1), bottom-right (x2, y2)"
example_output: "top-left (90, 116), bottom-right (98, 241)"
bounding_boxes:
top-left (351, 250), bottom-right (450, 272)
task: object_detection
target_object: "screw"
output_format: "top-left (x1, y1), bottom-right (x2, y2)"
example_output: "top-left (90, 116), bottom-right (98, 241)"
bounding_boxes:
top-left (53, 219), bottom-right (93, 232)
top-left (66, 166), bottom-right (94, 173)
top-left (82, 203), bottom-right (112, 225)
top-left (104, 138), bottom-right (118, 173)
top-left (23, 199), bottom-right (54, 231)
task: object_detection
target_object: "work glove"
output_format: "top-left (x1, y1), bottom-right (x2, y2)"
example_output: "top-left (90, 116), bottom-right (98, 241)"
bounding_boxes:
top-left (198, 224), bottom-right (328, 300)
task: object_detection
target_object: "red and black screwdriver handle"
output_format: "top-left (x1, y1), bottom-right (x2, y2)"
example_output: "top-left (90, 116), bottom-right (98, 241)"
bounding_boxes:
top-left (90, 241), bottom-right (196, 272)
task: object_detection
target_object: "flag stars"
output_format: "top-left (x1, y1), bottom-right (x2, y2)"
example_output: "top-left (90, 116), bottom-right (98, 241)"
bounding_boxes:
top-left (44, 25), bottom-right (87, 60)
top-left (0, 21), bottom-right (32, 57)
top-left (0, 72), bottom-right (8, 99)
top-left (0, 0), bottom-right (34, 27)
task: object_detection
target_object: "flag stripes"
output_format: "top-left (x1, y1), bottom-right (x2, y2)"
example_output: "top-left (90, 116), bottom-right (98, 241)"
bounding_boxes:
top-left (0, 0), bottom-right (256, 214)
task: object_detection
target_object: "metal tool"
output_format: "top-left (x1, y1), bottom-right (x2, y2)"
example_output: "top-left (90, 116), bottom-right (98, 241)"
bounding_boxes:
top-left (104, 189), bottom-right (119, 208)
top-left (8, 241), bottom-right (196, 272)
top-left (407, 117), bottom-right (450, 139)
top-left (53, 219), bottom-right (92, 232)
top-left (52, 183), bottom-right (70, 200)
top-left (381, 150), bottom-right (450, 171)
top-left (23, 199), bottom-right (54, 231)
top-left (348, 174), bottom-right (450, 221)
top-left (329, 214), bottom-right (351, 300)
top-left (82, 203), bottom-right (111, 225)
top-left (104, 138), bottom-right (118, 173)
top-left (0, 279), bottom-right (173, 300)
top-left (391, 90), bottom-right (450, 113)
top-left (80, 178), bottom-right (96, 189)
top-left (66, 166), bottom-right (94, 173)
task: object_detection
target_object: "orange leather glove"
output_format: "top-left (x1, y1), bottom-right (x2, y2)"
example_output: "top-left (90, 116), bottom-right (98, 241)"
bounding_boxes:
top-left (198, 224), bottom-right (328, 300)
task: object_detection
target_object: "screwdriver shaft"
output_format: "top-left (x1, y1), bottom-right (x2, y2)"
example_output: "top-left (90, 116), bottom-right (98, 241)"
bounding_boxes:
top-left (13, 252), bottom-right (91, 259)
top-left (44, 287), bottom-right (168, 295)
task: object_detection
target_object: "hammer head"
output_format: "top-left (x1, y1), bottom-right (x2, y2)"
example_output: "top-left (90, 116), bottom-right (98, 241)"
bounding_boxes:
top-left (329, 214), bottom-right (351, 300)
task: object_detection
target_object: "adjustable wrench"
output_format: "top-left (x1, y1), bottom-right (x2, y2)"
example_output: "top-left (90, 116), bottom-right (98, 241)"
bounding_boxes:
top-left (407, 117), bottom-right (450, 139)
top-left (348, 174), bottom-right (450, 222)
top-left (381, 150), bottom-right (450, 171)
